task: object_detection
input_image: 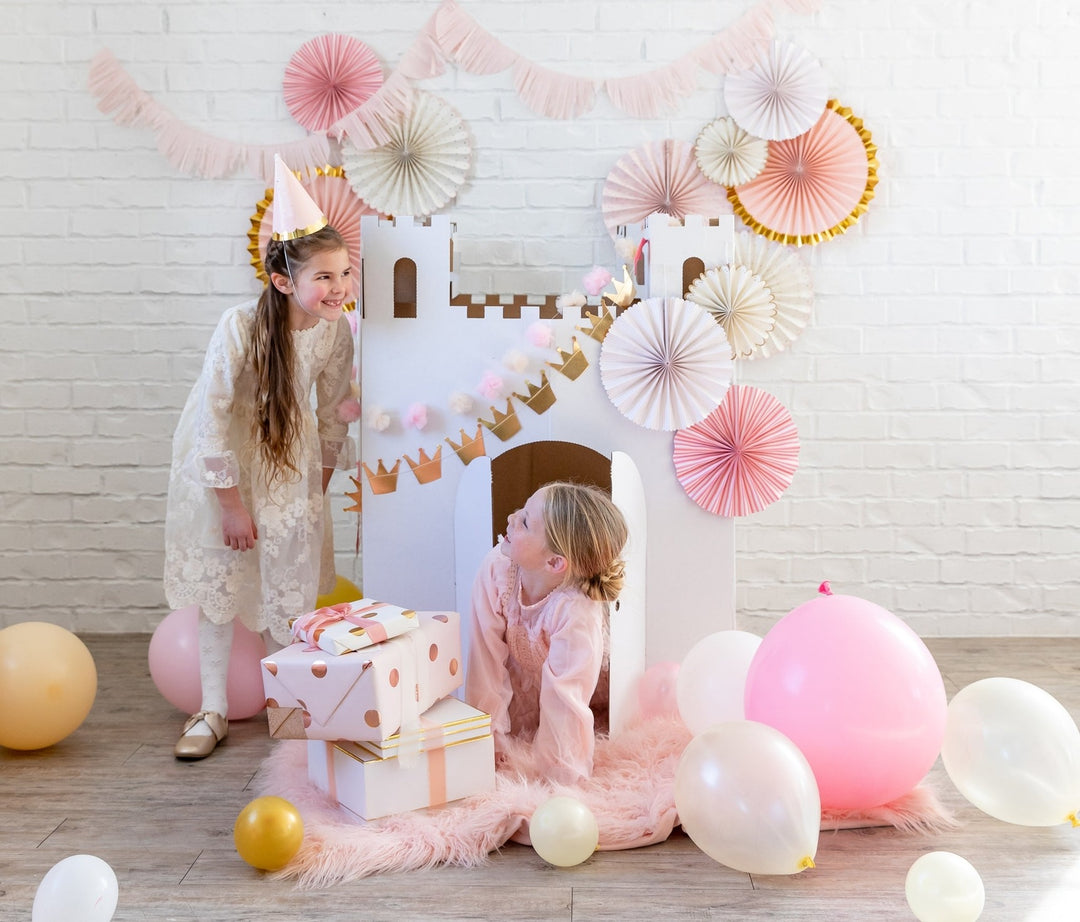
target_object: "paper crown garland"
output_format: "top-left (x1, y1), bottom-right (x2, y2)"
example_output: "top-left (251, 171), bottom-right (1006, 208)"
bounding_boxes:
top-left (404, 446), bottom-right (443, 485)
top-left (577, 306), bottom-right (615, 343)
top-left (445, 425), bottom-right (486, 465)
top-left (362, 459), bottom-right (401, 495)
top-left (271, 153), bottom-right (328, 241)
top-left (479, 400), bottom-right (522, 441)
top-left (547, 337), bottom-right (589, 380)
top-left (512, 370), bottom-right (556, 414)
top-left (343, 475), bottom-right (363, 513)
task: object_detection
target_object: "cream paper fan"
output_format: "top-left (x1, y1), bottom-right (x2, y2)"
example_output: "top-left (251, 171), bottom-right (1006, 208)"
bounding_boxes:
top-left (687, 265), bottom-right (776, 359)
top-left (342, 91), bottom-right (471, 217)
top-left (733, 232), bottom-right (813, 358)
top-left (723, 40), bottom-right (828, 141)
top-left (599, 296), bottom-right (733, 431)
top-left (695, 117), bottom-right (769, 188)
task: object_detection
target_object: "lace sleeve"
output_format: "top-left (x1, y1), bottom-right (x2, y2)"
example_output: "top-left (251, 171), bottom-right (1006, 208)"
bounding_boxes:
top-left (316, 314), bottom-right (356, 470)
top-left (184, 307), bottom-right (250, 489)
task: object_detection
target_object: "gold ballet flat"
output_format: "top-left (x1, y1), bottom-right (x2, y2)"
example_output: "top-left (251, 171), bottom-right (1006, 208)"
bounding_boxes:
top-left (174, 710), bottom-right (228, 760)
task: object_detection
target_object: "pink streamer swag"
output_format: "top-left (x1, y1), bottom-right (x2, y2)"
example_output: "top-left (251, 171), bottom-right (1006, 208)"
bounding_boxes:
top-left (88, 0), bottom-right (823, 173)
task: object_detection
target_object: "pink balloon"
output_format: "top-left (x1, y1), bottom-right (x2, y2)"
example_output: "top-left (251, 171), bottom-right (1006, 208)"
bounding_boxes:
top-left (637, 661), bottom-right (681, 720)
top-left (744, 587), bottom-right (947, 811)
top-left (147, 606), bottom-right (268, 720)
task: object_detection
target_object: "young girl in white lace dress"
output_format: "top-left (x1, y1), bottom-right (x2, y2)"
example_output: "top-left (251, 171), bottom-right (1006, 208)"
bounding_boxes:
top-left (163, 161), bottom-right (355, 759)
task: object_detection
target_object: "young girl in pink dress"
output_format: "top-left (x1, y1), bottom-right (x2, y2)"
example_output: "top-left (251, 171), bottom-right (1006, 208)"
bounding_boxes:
top-left (465, 481), bottom-right (628, 785)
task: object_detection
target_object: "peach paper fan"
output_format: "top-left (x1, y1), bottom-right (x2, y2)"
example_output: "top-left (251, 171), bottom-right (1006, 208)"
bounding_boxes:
top-left (341, 91), bottom-right (471, 217)
top-left (687, 265), bottom-right (776, 359)
top-left (248, 167), bottom-right (378, 306)
top-left (695, 117), bottom-right (769, 188)
top-left (602, 139), bottom-right (731, 237)
top-left (728, 99), bottom-right (878, 246)
top-left (673, 384), bottom-right (799, 518)
top-left (723, 40), bottom-right (828, 142)
top-left (732, 232), bottom-right (813, 358)
top-left (283, 35), bottom-right (384, 133)
top-left (599, 296), bottom-right (733, 431)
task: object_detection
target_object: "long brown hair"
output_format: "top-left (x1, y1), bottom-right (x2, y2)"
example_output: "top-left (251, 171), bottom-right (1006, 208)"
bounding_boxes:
top-left (250, 225), bottom-right (348, 482)
top-left (542, 482), bottom-right (629, 602)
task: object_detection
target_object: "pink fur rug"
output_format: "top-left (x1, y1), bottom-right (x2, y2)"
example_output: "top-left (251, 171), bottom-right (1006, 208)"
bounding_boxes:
top-left (255, 718), bottom-right (953, 889)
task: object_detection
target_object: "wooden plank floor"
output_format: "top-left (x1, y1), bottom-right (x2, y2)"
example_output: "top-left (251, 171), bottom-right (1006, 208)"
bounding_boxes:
top-left (3, 635), bottom-right (1080, 921)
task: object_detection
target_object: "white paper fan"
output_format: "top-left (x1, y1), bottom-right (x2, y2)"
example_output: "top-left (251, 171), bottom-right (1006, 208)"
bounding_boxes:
top-left (695, 116), bottom-right (769, 188)
top-left (733, 232), bottom-right (814, 358)
top-left (342, 91), bottom-right (471, 217)
top-left (599, 296), bottom-right (733, 431)
top-left (724, 40), bottom-right (828, 141)
top-left (687, 266), bottom-right (776, 359)
top-left (602, 139), bottom-right (731, 237)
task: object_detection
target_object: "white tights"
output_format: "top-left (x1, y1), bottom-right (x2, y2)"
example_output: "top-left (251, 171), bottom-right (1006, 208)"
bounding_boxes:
top-left (183, 611), bottom-right (285, 737)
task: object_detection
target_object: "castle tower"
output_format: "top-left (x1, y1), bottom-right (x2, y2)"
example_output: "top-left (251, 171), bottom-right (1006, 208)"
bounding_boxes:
top-left (360, 214), bottom-right (455, 322)
top-left (643, 212), bottom-right (736, 299)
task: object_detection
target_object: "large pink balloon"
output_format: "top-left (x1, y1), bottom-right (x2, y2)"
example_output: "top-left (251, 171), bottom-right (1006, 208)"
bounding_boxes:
top-left (147, 606), bottom-right (268, 719)
top-left (744, 586), bottom-right (947, 811)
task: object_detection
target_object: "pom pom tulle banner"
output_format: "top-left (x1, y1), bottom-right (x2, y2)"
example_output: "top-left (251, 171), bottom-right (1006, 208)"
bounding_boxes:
top-left (88, 0), bottom-right (822, 178)
top-left (673, 385), bottom-right (800, 518)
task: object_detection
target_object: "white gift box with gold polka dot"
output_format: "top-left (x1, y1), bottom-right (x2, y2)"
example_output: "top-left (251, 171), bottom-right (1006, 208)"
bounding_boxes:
top-left (260, 610), bottom-right (462, 742)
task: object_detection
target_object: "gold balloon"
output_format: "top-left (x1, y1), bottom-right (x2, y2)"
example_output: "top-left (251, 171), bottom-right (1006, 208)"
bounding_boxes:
top-left (315, 575), bottom-right (363, 608)
top-left (233, 796), bottom-right (304, 871)
top-left (0, 622), bottom-right (97, 750)
top-left (529, 796), bottom-right (599, 868)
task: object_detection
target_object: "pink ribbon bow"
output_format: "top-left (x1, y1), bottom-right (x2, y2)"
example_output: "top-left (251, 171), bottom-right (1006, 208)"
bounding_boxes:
top-left (291, 601), bottom-right (392, 645)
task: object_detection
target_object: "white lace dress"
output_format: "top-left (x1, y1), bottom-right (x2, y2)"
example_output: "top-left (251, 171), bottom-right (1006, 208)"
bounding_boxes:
top-left (163, 300), bottom-right (356, 645)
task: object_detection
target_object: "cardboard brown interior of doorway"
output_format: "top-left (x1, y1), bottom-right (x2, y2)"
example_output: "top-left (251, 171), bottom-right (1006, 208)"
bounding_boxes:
top-left (489, 441), bottom-right (613, 548)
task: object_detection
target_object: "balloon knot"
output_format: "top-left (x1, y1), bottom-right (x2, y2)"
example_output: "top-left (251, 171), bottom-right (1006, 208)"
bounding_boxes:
top-left (818, 581), bottom-right (832, 596)
top-left (799, 855), bottom-right (815, 870)
top-left (1069, 812), bottom-right (1079, 828)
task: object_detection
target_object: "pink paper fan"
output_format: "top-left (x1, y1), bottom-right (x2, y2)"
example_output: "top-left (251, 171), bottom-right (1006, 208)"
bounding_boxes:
top-left (599, 297), bottom-right (733, 431)
top-left (602, 139), bottom-right (732, 237)
top-left (729, 101), bottom-right (877, 245)
top-left (673, 384), bottom-right (799, 517)
top-left (284, 35), bottom-right (384, 133)
top-left (723, 40), bottom-right (828, 142)
top-left (255, 169), bottom-right (378, 304)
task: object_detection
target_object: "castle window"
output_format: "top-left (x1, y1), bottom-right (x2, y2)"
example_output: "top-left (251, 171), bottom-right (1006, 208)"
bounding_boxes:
top-left (393, 257), bottom-right (417, 318)
top-left (682, 257), bottom-right (705, 299)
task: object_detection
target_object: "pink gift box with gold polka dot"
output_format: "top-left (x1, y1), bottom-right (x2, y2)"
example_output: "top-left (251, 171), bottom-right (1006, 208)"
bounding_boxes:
top-left (260, 610), bottom-right (462, 742)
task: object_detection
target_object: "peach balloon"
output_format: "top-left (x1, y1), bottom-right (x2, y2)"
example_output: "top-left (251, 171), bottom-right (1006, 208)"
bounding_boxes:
top-left (0, 622), bottom-right (97, 750)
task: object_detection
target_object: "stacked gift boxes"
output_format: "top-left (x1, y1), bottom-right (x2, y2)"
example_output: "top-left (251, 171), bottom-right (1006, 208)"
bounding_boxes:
top-left (260, 599), bottom-right (495, 820)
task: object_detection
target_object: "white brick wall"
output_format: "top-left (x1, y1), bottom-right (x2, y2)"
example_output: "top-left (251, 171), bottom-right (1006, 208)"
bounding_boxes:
top-left (1, 0), bottom-right (1078, 636)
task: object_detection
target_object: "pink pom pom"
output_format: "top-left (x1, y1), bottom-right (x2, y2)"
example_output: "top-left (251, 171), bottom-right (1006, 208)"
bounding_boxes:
top-left (478, 371), bottom-right (504, 401)
top-left (337, 397), bottom-right (362, 423)
top-left (527, 321), bottom-right (555, 348)
top-left (404, 402), bottom-right (428, 430)
top-left (583, 265), bottom-right (613, 296)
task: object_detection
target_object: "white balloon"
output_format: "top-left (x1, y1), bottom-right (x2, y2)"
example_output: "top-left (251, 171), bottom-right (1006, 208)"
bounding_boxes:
top-left (941, 677), bottom-right (1080, 826)
top-left (676, 630), bottom-right (762, 735)
top-left (33, 854), bottom-right (118, 922)
top-left (529, 796), bottom-right (599, 868)
top-left (905, 851), bottom-right (985, 922)
top-left (674, 721), bottom-right (819, 875)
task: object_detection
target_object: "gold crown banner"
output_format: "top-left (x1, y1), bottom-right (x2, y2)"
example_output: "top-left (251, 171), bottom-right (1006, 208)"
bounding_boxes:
top-left (445, 424), bottom-right (486, 465)
top-left (512, 370), bottom-right (556, 414)
top-left (404, 446), bottom-right (444, 485)
top-left (479, 399), bottom-right (522, 442)
top-left (343, 474), bottom-right (363, 513)
top-left (577, 306), bottom-right (614, 343)
top-left (361, 459), bottom-right (401, 495)
top-left (547, 336), bottom-right (589, 381)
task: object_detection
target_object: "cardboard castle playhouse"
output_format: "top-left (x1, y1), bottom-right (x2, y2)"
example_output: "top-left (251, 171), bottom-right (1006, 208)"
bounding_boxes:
top-left (354, 211), bottom-right (738, 735)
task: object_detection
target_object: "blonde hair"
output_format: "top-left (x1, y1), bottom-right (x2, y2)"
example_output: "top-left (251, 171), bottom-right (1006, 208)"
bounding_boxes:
top-left (250, 225), bottom-right (347, 483)
top-left (541, 481), bottom-right (629, 602)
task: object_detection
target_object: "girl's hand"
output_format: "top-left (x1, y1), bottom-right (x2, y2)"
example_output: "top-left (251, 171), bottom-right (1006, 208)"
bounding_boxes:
top-left (215, 486), bottom-right (258, 551)
top-left (221, 505), bottom-right (258, 551)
